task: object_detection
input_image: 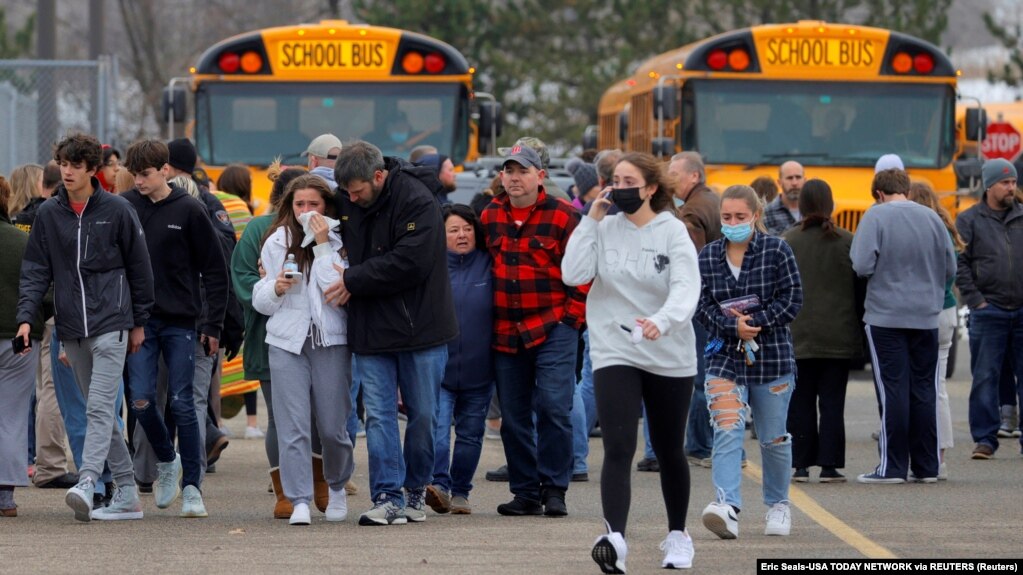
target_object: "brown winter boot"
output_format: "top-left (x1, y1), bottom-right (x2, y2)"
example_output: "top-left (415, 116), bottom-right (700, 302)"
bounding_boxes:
top-left (269, 468), bottom-right (292, 519)
top-left (311, 455), bottom-right (329, 513)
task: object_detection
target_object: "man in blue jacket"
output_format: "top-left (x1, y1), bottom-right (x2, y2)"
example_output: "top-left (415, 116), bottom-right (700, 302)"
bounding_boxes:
top-left (16, 133), bottom-right (155, 522)
top-left (326, 140), bottom-right (458, 526)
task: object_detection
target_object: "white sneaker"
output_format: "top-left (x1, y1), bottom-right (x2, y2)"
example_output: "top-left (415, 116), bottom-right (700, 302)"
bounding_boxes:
top-left (764, 502), bottom-right (791, 536)
top-left (290, 502), bottom-right (311, 525)
top-left (180, 485), bottom-right (208, 518)
top-left (701, 501), bottom-right (738, 539)
top-left (660, 529), bottom-right (694, 569)
top-left (591, 521), bottom-right (627, 574)
top-left (154, 454), bottom-right (182, 509)
top-left (326, 487), bottom-right (348, 522)
top-left (244, 426), bottom-right (265, 439)
top-left (91, 485), bottom-right (143, 521)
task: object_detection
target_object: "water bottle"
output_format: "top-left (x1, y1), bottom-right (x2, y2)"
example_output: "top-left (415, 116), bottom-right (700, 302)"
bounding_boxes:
top-left (284, 253), bottom-right (298, 276)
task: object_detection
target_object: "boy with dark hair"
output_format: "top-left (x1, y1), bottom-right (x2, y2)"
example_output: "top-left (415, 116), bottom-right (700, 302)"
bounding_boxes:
top-left (16, 132), bottom-right (155, 522)
top-left (120, 139), bottom-right (229, 519)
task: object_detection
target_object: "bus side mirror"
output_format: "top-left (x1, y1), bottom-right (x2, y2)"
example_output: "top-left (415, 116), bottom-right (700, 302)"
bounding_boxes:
top-left (582, 125), bottom-right (598, 150)
top-left (478, 101), bottom-right (503, 154)
top-left (618, 111), bottom-right (629, 143)
top-left (162, 87), bottom-right (186, 123)
top-left (965, 108), bottom-right (986, 142)
top-left (653, 85), bottom-right (678, 120)
top-left (954, 157), bottom-right (983, 194)
top-left (651, 138), bottom-right (675, 158)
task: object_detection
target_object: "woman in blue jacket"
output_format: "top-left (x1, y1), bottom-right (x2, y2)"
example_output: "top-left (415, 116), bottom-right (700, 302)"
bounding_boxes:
top-left (425, 204), bottom-right (494, 515)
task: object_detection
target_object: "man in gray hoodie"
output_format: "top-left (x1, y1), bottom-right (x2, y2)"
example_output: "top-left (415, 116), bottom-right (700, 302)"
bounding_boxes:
top-left (850, 168), bottom-right (955, 484)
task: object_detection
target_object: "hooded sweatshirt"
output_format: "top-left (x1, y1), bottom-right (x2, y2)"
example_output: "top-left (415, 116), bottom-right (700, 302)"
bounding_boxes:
top-left (122, 185), bottom-right (229, 338)
top-left (562, 210), bottom-right (701, 377)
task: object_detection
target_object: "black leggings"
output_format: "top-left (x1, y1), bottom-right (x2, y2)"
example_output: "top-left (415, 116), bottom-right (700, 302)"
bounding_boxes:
top-left (594, 365), bottom-right (693, 534)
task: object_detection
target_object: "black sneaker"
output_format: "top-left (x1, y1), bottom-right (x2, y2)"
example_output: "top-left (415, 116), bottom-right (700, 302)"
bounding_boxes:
top-left (138, 482), bottom-right (153, 494)
top-left (792, 468), bottom-right (810, 483)
top-left (485, 464), bottom-right (509, 482)
top-left (36, 472), bottom-right (79, 489)
top-left (496, 497), bottom-right (542, 516)
top-left (636, 457), bottom-right (660, 472)
top-left (542, 490), bottom-right (568, 517)
top-left (819, 467), bottom-right (847, 483)
top-left (571, 472), bottom-right (589, 482)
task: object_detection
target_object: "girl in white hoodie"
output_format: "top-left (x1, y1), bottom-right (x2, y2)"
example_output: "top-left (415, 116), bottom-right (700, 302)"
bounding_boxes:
top-left (252, 174), bottom-right (353, 526)
top-left (563, 152), bottom-right (701, 573)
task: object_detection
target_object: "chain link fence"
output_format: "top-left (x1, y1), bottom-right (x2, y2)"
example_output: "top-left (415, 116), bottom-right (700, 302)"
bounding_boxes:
top-left (0, 57), bottom-right (119, 176)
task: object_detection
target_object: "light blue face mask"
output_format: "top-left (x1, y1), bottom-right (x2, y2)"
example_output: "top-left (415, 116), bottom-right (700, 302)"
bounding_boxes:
top-left (389, 132), bottom-right (409, 143)
top-left (673, 197), bottom-right (685, 208)
top-left (721, 221), bottom-right (753, 243)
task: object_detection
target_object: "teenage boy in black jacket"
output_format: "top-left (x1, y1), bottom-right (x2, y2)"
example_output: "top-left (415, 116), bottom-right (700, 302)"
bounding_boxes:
top-left (16, 132), bottom-right (155, 523)
top-left (120, 139), bottom-right (229, 519)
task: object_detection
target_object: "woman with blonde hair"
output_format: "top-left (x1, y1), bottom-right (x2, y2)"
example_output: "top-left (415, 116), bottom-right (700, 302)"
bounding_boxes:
top-left (697, 184), bottom-right (802, 540)
top-left (8, 164), bottom-right (44, 225)
top-left (907, 180), bottom-right (963, 479)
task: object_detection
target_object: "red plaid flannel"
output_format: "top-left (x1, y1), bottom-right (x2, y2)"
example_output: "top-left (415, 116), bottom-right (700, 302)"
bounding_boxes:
top-left (481, 189), bottom-right (589, 352)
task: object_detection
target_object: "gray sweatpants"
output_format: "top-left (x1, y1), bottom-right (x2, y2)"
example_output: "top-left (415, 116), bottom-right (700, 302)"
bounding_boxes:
top-left (0, 343), bottom-right (38, 487)
top-left (63, 331), bottom-right (135, 487)
top-left (133, 339), bottom-right (215, 484)
top-left (269, 341), bottom-right (354, 506)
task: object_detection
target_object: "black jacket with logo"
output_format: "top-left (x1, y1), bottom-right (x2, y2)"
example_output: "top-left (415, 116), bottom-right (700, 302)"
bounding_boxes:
top-left (122, 185), bottom-right (229, 338)
top-left (335, 157), bottom-right (458, 354)
top-left (17, 179), bottom-right (154, 341)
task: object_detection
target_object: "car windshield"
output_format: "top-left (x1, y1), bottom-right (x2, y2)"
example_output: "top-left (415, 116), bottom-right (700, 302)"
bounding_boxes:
top-left (194, 82), bottom-right (469, 166)
top-left (684, 80), bottom-right (956, 168)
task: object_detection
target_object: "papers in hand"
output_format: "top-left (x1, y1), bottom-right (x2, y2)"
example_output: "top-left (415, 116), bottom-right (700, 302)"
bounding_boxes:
top-left (297, 211), bottom-right (341, 248)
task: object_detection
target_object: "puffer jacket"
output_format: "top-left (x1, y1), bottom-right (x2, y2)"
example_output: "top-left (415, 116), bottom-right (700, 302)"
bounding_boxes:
top-left (252, 226), bottom-right (348, 354)
top-left (17, 179), bottom-right (154, 340)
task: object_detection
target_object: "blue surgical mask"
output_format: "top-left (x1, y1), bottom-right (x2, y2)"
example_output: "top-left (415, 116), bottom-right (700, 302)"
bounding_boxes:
top-left (721, 221), bottom-right (754, 243)
top-left (389, 132), bottom-right (409, 143)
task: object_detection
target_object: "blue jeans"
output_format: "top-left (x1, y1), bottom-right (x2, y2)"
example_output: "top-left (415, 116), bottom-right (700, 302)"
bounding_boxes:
top-left (359, 345), bottom-right (447, 505)
top-left (684, 320), bottom-right (713, 459)
top-left (707, 374), bottom-right (794, 511)
top-left (346, 355), bottom-right (362, 448)
top-left (124, 318), bottom-right (203, 489)
top-left (50, 325), bottom-right (120, 494)
top-left (968, 305), bottom-right (1023, 451)
top-left (495, 323), bottom-right (578, 501)
top-left (432, 385), bottom-right (494, 498)
top-left (572, 330), bottom-right (596, 474)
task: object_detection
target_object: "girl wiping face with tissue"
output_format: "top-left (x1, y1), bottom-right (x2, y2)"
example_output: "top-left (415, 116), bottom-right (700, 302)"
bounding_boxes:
top-left (252, 174), bottom-right (355, 526)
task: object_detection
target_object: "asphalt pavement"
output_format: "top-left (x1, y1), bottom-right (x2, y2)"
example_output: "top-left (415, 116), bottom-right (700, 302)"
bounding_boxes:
top-left (3, 337), bottom-right (1021, 574)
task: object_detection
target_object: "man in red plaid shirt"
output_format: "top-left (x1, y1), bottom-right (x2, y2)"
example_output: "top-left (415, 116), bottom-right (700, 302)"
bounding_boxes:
top-left (481, 144), bottom-right (588, 517)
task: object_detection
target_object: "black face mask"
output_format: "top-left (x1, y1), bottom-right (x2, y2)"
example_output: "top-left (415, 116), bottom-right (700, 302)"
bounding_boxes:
top-left (612, 187), bottom-right (645, 214)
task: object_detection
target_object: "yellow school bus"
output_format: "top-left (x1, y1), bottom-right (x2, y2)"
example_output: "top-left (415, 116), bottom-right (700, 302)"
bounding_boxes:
top-left (596, 21), bottom-right (968, 230)
top-left (166, 20), bottom-right (494, 212)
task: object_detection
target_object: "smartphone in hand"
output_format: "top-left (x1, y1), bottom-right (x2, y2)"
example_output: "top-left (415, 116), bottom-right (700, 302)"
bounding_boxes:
top-left (11, 336), bottom-right (28, 354)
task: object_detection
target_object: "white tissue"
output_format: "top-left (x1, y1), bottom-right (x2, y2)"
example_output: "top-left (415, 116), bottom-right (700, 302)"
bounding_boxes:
top-left (297, 211), bottom-right (341, 248)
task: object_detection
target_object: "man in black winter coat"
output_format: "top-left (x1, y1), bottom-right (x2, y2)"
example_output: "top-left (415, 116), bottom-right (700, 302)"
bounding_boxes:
top-left (326, 140), bottom-right (457, 526)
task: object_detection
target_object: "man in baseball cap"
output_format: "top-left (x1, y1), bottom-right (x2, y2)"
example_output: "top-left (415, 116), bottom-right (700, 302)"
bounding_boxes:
top-left (499, 136), bottom-right (569, 201)
top-left (303, 134), bottom-right (343, 191)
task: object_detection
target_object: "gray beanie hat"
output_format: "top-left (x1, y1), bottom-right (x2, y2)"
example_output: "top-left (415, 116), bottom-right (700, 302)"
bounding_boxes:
top-left (982, 158), bottom-right (1017, 190)
top-left (566, 159), bottom-right (599, 196)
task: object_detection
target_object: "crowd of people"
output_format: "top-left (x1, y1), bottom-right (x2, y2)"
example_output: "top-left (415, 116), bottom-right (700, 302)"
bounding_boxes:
top-left (1, 129), bottom-right (1021, 574)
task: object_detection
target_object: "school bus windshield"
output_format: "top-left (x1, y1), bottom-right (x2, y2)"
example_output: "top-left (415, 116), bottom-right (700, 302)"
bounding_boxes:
top-left (194, 82), bottom-right (470, 166)
top-left (684, 80), bottom-right (956, 169)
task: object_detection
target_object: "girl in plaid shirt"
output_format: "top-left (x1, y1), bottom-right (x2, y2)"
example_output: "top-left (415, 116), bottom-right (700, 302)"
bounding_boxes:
top-left (696, 185), bottom-right (802, 541)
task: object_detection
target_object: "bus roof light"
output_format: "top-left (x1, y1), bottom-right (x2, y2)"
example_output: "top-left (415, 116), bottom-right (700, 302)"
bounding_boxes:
top-left (707, 49), bottom-right (727, 71)
top-left (891, 52), bottom-right (912, 74)
top-left (402, 51), bottom-right (424, 74)
top-left (218, 52), bottom-right (240, 73)
top-left (913, 53), bottom-right (934, 74)
top-left (240, 51), bottom-right (263, 74)
top-left (424, 52), bottom-right (446, 74)
top-left (728, 49), bottom-right (750, 71)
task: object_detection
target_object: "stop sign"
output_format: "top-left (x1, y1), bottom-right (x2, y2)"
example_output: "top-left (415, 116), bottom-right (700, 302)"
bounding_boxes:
top-left (981, 122), bottom-right (1023, 161)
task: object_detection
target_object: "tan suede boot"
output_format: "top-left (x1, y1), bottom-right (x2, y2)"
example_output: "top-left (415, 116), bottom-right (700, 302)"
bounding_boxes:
top-left (311, 455), bottom-right (329, 513)
top-left (269, 468), bottom-right (292, 519)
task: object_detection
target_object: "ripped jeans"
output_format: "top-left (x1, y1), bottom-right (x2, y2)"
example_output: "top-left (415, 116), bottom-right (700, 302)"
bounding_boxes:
top-left (706, 373), bottom-right (794, 511)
